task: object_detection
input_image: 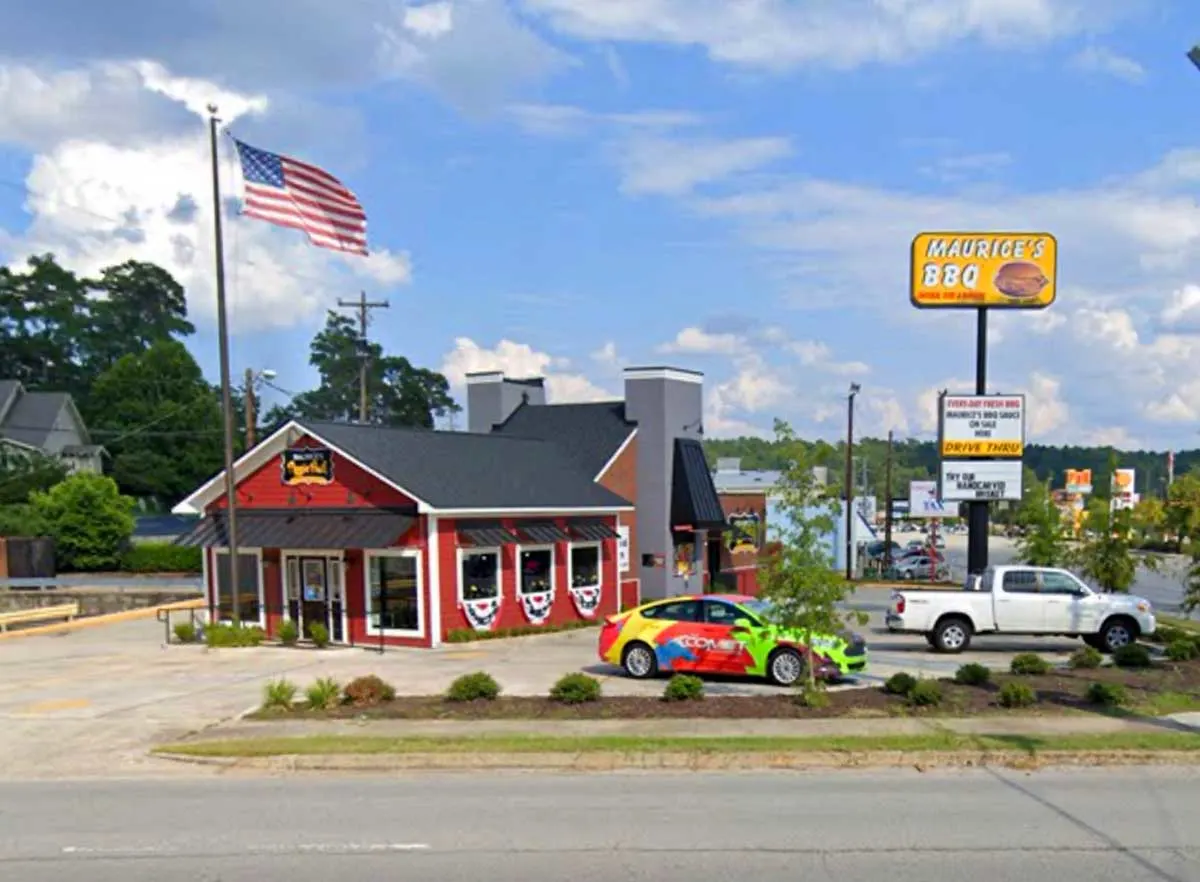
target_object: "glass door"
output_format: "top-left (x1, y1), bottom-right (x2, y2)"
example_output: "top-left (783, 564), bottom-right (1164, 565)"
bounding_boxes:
top-left (299, 556), bottom-right (328, 639)
top-left (328, 558), bottom-right (345, 643)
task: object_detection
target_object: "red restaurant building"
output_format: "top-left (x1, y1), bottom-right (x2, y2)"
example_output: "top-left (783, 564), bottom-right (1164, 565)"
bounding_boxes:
top-left (173, 366), bottom-right (756, 648)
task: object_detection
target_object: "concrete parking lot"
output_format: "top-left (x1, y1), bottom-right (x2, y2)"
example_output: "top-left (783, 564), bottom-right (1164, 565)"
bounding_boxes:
top-left (0, 586), bottom-right (1084, 779)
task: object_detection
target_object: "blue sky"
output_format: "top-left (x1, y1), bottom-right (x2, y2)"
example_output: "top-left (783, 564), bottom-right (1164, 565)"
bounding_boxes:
top-left (2, 0), bottom-right (1200, 450)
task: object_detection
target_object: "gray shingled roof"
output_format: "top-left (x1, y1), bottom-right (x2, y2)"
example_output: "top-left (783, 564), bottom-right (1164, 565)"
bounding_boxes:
top-left (491, 401), bottom-right (636, 477)
top-left (0, 391), bottom-right (72, 448)
top-left (298, 420), bottom-right (633, 510)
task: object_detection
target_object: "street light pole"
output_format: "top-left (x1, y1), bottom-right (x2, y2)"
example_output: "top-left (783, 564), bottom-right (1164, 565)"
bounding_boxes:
top-left (844, 383), bottom-right (861, 581)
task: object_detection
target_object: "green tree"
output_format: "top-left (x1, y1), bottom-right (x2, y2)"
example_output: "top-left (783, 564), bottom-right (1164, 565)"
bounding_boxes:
top-left (1014, 481), bottom-right (1069, 567)
top-left (269, 311), bottom-right (458, 428)
top-left (30, 472), bottom-right (135, 571)
top-left (83, 260), bottom-right (195, 377)
top-left (0, 254), bottom-right (90, 394)
top-left (757, 419), bottom-right (866, 692)
top-left (0, 449), bottom-right (68, 506)
top-left (86, 340), bottom-right (224, 504)
top-left (1165, 473), bottom-right (1200, 541)
top-left (1074, 503), bottom-right (1151, 593)
top-left (1131, 496), bottom-right (1165, 543)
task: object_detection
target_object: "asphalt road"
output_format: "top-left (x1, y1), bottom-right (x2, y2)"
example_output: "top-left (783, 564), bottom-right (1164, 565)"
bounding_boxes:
top-left (2, 770), bottom-right (1198, 881)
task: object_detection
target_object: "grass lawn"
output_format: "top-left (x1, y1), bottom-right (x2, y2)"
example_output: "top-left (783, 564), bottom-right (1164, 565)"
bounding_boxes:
top-left (157, 730), bottom-right (1200, 759)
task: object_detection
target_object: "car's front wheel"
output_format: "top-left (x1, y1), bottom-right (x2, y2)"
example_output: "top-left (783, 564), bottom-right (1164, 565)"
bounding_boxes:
top-left (767, 647), bottom-right (806, 686)
top-left (621, 641), bottom-right (658, 679)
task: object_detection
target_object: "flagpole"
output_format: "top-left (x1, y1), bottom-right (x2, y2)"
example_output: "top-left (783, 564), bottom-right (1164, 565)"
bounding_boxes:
top-left (208, 103), bottom-right (242, 624)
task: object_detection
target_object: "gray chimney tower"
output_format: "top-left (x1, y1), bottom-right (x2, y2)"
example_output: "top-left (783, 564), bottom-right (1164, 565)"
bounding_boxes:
top-left (466, 372), bottom-right (547, 433)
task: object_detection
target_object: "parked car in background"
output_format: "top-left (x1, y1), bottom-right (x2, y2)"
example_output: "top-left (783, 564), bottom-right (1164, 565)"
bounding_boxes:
top-left (885, 555), bottom-right (949, 582)
top-left (599, 595), bottom-right (868, 686)
top-left (886, 565), bottom-right (1156, 653)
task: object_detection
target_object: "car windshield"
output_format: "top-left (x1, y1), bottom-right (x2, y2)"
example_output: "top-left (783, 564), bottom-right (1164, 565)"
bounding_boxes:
top-left (736, 599), bottom-right (774, 620)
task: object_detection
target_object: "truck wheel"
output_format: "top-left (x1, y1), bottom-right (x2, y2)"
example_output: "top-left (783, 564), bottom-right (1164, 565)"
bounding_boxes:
top-left (932, 616), bottom-right (972, 654)
top-left (1098, 617), bottom-right (1137, 654)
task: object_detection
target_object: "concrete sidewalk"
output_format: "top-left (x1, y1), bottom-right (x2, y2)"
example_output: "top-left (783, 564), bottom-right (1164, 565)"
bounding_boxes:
top-left (199, 711), bottom-right (1200, 743)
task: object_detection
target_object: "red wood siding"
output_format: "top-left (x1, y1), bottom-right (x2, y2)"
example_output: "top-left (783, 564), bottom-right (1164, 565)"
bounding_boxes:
top-left (596, 431), bottom-right (638, 609)
top-left (207, 435), bottom-right (418, 512)
top-left (436, 515), bottom-right (623, 639)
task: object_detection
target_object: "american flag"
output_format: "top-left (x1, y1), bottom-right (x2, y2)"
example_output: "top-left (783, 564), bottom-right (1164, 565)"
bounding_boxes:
top-left (233, 139), bottom-right (368, 256)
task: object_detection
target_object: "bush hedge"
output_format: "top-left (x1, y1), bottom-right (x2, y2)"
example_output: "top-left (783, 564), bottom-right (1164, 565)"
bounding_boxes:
top-left (1165, 639), bottom-right (1199, 662)
top-left (1010, 653), bottom-right (1051, 676)
top-left (997, 682), bottom-right (1037, 708)
top-left (172, 621), bottom-right (197, 644)
top-left (262, 678), bottom-right (297, 710)
top-left (118, 542), bottom-right (202, 573)
top-left (445, 621), bottom-right (597, 643)
top-left (343, 675), bottom-right (396, 706)
top-left (883, 672), bottom-right (917, 696)
top-left (1086, 681), bottom-right (1129, 707)
top-left (549, 672), bottom-right (603, 704)
top-left (305, 677), bottom-right (341, 711)
top-left (446, 671), bottom-right (501, 702)
top-left (205, 621), bottom-right (266, 647)
top-left (662, 674), bottom-right (705, 702)
top-left (1112, 643), bottom-right (1152, 669)
top-left (1068, 646), bottom-right (1103, 669)
top-left (954, 662), bottom-right (991, 686)
top-left (907, 679), bottom-right (943, 707)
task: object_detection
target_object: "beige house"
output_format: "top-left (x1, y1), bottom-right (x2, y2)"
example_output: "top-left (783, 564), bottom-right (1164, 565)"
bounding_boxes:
top-left (0, 380), bottom-right (105, 474)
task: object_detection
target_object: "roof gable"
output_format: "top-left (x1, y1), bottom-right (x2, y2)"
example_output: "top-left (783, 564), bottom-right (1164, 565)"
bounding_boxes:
top-left (0, 390), bottom-right (75, 449)
top-left (491, 401), bottom-right (636, 478)
top-left (301, 420), bottom-right (632, 511)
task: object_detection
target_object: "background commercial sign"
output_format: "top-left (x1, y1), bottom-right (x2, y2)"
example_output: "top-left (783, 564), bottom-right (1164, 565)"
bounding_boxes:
top-left (911, 232), bottom-right (1057, 309)
top-left (1064, 468), bottom-right (1093, 495)
top-left (909, 480), bottom-right (953, 518)
top-left (1110, 468), bottom-right (1137, 512)
top-left (939, 394), bottom-right (1025, 458)
top-left (939, 460), bottom-right (1023, 502)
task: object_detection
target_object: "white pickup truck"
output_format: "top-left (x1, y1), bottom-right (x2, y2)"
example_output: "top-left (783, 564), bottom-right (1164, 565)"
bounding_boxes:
top-left (885, 564), bottom-right (1156, 654)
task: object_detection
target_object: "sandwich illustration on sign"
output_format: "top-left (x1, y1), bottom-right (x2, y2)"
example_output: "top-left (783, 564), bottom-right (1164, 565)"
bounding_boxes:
top-left (993, 261), bottom-right (1050, 300)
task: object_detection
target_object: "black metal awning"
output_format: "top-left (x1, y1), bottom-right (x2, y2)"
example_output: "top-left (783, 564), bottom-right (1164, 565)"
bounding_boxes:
top-left (517, 521), bottom-right (571, 544)
top-left (457, 521), bottom-right (518, 547)
top-left (671, 438), bottom-right (728, 531)
top-left (174, 507), bottom-right (415, 549)
top-left (568, 518), bottom-right (619, 541)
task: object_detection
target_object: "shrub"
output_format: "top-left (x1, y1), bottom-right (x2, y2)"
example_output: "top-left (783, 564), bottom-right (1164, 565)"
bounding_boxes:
top-left (444, 620), bottom-right (598, 643)
top-left (305, 677), bottom-right (341, 711)
top-left (278, 619), bottom-right (300, 646)
top-left (30, 473), bottom-right (135, 571)
top-left (343, 675), bottom-right (397, 706)
top-left (446, 671), bottom-right (501, 702)
top-left (1112, 643), bottom-right (1152, 669)
top-left (1165, 639), bottom-right (1199, 662)
top-left (883, 672), bottom-right (917, 696)
top-left (1086, 681), bottom-right (1129, 707)
top-left (173, 621), bottom-right (197, 644)
top-left (997, 681), bottom-right (1037, 709)
top-left (119, 542), bottom-right (202, 573)
top-left (954, 662), bottom-right (991, 686)
top-left (262, 678), bottom-right (297, 710)
top-left (907, 679), bottom-right (943, 707)
top-left (1010, 653), bottom-right (1051, 676)
top-left (205, 621), bottom-right (266, 647)
top-left (308, 622), bottom-right (329, 648)
top-left (1069, 645), bottom-right (1103, 669)
top-left (549, 672), bottom-right (603, 704)
top-left (662, 674), bottom-right (705, 702)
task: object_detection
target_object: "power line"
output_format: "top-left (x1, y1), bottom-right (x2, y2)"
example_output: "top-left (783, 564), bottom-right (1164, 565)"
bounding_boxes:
top-left (336, 291), bottom-right (389, 422)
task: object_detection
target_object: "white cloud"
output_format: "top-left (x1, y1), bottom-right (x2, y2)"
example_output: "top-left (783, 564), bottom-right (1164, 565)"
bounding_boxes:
top-left (1069, 46), bottom-right (1146, 83)
top-left (1161, 284), bottom-right (1200, 327)
top-left (520, 0), bottom-right (1127, 71)
top-left (0, 62), bottom-right (411, 332)
top-left (617, 136), bottom-right (792, 196)
top-left (440, 337), bottom-right (614, 402)
top-left (787, 340), bottom-right (869, 376)
top-left (403, 2), bottom-right (455, 38)
top-left (659, 326), bottom-right (744, 355)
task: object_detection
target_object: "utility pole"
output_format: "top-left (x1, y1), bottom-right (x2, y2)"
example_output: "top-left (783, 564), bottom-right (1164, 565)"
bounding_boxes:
top-left (337, 291), bottom-right (389, 423)
top-left (244, 367), bottom-right (257, 449)
top-left (844, 383), bottom-right (861, 581)
top-left (884, 430), bottom-right (894, 568)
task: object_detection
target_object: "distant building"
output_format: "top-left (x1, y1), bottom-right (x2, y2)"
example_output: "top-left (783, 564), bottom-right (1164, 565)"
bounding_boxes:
top-left (0, 380), bottom-right (106, 474)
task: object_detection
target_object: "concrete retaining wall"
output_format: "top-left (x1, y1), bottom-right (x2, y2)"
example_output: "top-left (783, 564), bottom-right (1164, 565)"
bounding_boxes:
top-left (0, 588), bottom-right (202, 616)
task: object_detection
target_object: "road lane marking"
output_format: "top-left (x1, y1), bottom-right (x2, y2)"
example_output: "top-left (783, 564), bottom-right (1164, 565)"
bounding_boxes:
top-left (61, 843), bottom-right (431, 856)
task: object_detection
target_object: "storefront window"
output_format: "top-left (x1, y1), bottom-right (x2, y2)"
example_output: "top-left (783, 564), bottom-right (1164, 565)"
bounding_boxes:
top-left (569, 544), bottom-right (600, 588)
top-left (214, 551), bottom-right (261, 622)
top-left (460, 550), bottom-right (499, 601)
top-left (367, 552), bottom-right (421, 633)
top-left (519, 547), bottom-right (554, 595)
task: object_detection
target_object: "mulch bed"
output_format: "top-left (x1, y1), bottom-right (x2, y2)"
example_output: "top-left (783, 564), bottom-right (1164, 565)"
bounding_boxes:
top-left (253, 658), bottom-right (1200, 722)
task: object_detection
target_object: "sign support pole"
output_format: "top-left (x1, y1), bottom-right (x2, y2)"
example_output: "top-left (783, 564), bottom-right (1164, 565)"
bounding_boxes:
top-left (967, 307), bottom-right (990, 575)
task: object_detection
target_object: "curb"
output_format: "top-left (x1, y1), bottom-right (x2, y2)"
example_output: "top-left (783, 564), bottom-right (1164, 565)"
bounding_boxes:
top-left (153, 748), bottom-right (1200, 773)
top-left (0, 598), bottom-right (204, 641)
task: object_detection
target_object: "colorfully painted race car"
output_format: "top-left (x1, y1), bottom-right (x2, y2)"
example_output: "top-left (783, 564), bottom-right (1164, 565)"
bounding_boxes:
top-left (598, 594), bottom-right (867, 686)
